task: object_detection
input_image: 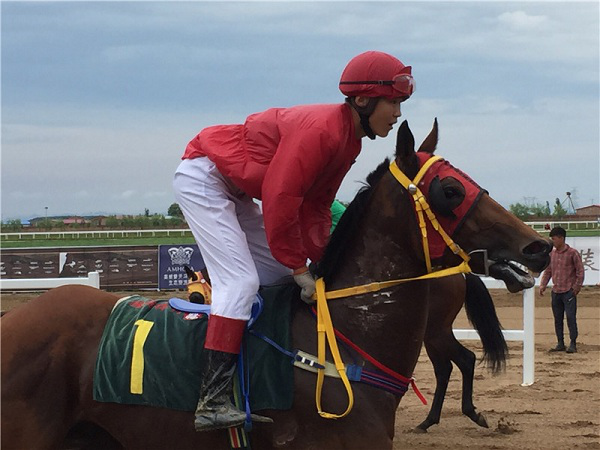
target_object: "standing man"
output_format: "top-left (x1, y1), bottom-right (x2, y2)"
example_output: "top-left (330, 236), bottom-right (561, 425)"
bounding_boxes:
top-left (539, 226), bottom-right (585, 353)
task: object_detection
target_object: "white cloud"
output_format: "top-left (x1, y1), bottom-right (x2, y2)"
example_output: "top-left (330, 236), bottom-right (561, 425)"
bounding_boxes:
top-left (497, 11), bottom-right (549, 30)
top-left (117, 190), bottom-right (136, 200)
top-left (1, 1), bottom-right (598, 221)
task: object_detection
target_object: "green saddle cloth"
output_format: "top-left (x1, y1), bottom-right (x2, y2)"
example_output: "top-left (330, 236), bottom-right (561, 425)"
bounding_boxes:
top-left (93, 283), bottom-right (297, 412)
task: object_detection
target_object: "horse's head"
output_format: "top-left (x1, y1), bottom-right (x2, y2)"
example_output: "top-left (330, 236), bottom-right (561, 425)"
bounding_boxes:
top-left (395, 119), bottom-right (551, 292)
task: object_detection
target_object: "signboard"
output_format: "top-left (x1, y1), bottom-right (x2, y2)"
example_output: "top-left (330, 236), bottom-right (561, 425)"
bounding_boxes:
top-left (566, 236), bottom-right (599, 286)
top-left (0, 246), bottom-right (158, 289)
top-left (158, 244), bottom-right (206, 290)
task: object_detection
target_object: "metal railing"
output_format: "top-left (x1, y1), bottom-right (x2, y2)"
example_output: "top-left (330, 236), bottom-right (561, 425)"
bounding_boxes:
top-left (0, 271), bottom-right (101, 290)
top-left (1, 229), bottom-right (193, 241)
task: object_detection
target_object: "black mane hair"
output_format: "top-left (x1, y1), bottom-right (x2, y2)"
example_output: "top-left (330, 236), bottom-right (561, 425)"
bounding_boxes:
top-left (315, 158), bottom-right (391, 283)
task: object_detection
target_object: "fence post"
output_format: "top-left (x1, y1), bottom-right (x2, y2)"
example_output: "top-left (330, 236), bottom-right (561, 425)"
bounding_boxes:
top-left (521, 287), bottom-right (535, 386)
top-left (88, 271), bottom-right (101, 289)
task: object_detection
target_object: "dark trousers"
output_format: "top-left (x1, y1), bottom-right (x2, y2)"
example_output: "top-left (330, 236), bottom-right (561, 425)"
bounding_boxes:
top-left (551, 290), bottom-right (578, 344)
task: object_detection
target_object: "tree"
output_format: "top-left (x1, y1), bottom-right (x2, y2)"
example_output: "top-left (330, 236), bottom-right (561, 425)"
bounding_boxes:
top-left (553, 198), bottom-right (567, 218)
top-left (509, 202), bottom-right (531, 220)
top-left (2, 219), bottom-right (22, 232)
top-left (106, 216), bottom-right (120, 228)
top-left (509, 201), bottom-right (549, 220)
top-left (168, 203), bottom-right (184, 218)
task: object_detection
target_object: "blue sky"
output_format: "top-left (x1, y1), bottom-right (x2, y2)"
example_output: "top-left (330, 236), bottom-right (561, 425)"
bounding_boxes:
top-left (2, 1), bottom-right (599, 221)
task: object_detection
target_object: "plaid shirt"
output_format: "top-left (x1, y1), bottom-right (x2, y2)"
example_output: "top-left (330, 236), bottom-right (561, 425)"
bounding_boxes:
top-left (540, 244), bottom-right (584, 294)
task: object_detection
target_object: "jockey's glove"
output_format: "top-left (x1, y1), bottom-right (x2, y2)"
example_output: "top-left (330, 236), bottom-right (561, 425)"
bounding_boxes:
top-left (293, 267), bottom-right (316, 304)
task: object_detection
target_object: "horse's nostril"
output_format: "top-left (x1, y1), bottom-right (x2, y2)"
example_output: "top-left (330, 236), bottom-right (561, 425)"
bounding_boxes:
top-left (523, 240), bottom-right (551, 256)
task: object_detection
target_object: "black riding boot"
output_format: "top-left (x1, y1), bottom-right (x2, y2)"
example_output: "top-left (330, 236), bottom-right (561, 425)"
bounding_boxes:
top-left (194, 349), bottom-right (247, 431)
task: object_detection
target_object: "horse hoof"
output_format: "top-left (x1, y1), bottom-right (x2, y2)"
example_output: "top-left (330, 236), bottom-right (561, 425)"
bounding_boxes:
top-left (476, 413), bottom-right (489, 428)
top-left (414, 425), bottom-right (428, 434)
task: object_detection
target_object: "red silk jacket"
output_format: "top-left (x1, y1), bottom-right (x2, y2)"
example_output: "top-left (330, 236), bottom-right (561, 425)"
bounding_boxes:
top-left (183, 103), bottom-right (362, 269)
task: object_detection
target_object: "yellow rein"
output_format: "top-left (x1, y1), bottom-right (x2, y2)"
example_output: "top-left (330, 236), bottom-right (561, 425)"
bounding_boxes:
top-left (312, 155), bottom-right (473, 419)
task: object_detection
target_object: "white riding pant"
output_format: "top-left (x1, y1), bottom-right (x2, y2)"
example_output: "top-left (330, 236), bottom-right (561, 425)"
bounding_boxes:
top-left (173, 157), bottom-right (291, 320)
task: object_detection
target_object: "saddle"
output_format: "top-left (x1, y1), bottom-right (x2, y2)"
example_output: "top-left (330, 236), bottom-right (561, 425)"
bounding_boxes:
top-left (93, 283), bottom-right (298, 413)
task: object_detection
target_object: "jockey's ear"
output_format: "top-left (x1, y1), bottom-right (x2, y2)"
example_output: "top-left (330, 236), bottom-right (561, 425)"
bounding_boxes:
top-left (395, 120), bottom-right (419, 179)
top-left (417, 118), bottom-right (438, 155)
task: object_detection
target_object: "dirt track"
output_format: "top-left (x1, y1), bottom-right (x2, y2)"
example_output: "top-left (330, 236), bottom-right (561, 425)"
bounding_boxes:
top-left (395, 286), bottom-right (600, 450)
top-left (1, 286), bottom-right (598, 449)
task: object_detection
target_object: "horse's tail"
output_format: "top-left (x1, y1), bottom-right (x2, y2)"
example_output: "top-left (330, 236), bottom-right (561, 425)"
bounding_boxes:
top-left (464, 273), bottom-right (508, 373)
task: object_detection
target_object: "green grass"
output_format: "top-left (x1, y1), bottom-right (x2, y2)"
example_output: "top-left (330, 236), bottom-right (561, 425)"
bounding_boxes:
top-left (1, 228), bottom-right (597, 249)
top-left (1, 236), bottom-right (197, 249)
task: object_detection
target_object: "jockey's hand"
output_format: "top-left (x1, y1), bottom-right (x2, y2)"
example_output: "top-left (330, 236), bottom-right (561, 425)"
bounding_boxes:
top-left (293, 267), bottom-right (316, 304)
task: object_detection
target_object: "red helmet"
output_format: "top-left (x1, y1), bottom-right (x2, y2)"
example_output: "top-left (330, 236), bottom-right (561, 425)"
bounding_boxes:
top-left (339, 51), bottom-right (415, 100)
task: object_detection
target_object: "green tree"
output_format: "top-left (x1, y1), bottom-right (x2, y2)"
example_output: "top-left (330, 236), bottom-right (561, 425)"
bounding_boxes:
top-left (2, 219), bottom-right (22, 232)
top-left (168, 203), bottom-right (184, 218)
top-left (553, 198), bottom-right (567, 218)
top-left (509, 202), bottom-right (531, 220)
top-left (509, 201), bottom-right (550, 220)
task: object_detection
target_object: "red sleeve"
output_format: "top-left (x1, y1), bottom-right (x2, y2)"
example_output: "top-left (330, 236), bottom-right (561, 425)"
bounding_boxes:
top-left (299, 193), bottom-right (334, 263)
top-left (540, 256), bottom-right (552, 289)
top-left (573, 249), bottom-right (585, 290)
top-left (261, 128), bottom-right (333, 269)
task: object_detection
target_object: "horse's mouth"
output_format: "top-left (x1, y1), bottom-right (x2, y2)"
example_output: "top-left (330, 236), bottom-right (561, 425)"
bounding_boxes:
top-left (488, 260), bottom-right (535, 293)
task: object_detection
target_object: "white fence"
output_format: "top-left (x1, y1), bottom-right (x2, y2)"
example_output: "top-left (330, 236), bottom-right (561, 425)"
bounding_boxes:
top-left (453, 277), bottom-right (535, 386)
top-left (0, 271), bottom-right (100, 291)
top-left (1, 229), bottom-right (193, 241)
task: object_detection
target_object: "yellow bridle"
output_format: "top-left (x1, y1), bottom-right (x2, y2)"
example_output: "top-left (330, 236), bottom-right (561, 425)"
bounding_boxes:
top-left (313, 155), bottom-right (473, 419)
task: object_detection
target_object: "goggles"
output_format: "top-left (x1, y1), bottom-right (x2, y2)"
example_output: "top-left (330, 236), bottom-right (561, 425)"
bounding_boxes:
top-left (339, 73), bottom-right (416, 97)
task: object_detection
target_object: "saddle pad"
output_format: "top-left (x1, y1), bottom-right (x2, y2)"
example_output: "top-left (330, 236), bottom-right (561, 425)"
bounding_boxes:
top-left (93, 284), bottom-right (296, 412)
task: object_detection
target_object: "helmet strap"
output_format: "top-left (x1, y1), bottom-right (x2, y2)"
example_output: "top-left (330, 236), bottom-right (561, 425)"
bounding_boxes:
top-left (347, 97), bottom-right (379, 140)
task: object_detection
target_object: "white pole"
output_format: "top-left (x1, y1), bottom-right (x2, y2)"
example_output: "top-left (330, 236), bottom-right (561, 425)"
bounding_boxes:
top-left (521, 287), bottom-right (535, 386)
top-left (453, 278), bottom-right (536, 386)
top-left (88, 271), bottom-right (101, 289)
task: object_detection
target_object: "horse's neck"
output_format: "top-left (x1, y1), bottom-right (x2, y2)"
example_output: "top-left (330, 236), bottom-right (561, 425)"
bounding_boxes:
top-left (328, 188), bottom-right (425, 290)
top-left (324, 188), bottom-right (430, 376)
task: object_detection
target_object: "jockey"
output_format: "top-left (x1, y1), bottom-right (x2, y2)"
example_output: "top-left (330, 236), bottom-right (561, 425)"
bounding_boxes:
top-left (172, 50), bottom-right (415, 432)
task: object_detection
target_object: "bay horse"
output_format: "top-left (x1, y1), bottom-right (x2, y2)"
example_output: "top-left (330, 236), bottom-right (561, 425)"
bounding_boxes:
top-left (186, 244), bottom-right (506, 433)
top-left (416, 273), bottom-right (507, 432)
top-left (1, 120), bottom-right (551, 449)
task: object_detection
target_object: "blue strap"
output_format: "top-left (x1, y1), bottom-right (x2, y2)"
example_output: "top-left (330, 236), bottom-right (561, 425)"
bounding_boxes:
top-left (248, 329), bottom-right (296, 359)
top-left (237, 343), bottom-right (253, 432)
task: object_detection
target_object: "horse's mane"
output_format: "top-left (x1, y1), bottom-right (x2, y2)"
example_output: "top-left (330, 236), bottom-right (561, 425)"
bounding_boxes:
top-left (315, 158), bottom-right (390, 283)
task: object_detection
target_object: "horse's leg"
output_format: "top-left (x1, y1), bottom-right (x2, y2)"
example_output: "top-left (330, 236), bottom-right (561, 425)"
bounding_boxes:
top-left (451, 338), bottom-right (489, 428)
top-left (415, 339), bottom-right (453, 432)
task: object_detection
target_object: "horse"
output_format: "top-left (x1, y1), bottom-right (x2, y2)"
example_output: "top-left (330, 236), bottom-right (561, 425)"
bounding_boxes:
top-left (1, 119), bottom-right (551, 449)
top-left (416, 272), bottom-right (507, 432)
top-left (185, 260), bottom-right (505, 432)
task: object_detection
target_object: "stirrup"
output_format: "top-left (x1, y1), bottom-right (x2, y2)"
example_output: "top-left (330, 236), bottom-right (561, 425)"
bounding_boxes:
top-left (194, 408), bottom-right (273, 432)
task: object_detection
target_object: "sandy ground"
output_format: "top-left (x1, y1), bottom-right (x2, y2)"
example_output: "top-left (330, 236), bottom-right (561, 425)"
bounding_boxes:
top-left (1, 286), bottom-right (598, 450)
top-left (395, 286), bottom-right (600, 450)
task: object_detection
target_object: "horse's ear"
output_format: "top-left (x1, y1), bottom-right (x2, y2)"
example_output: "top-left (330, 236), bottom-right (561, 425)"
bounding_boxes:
top-left (417, 118), bottom-right (438, 155)
top-left (184, 265), bottom-right (198, 281)
top-left (395, 120), bottom-right (419, 177)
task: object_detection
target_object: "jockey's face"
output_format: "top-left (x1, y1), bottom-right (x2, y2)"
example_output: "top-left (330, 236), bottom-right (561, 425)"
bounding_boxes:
top-left (368, 97), bottom-right (403, 138)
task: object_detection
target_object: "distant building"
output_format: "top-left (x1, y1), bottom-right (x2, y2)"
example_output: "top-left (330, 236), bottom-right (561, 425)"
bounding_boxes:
top-left (63, 216), bottom-right (87, 225)
top-left (575, 205), bottom-right (600, 219)
top-left (89, 216), bottom-right (108, 227)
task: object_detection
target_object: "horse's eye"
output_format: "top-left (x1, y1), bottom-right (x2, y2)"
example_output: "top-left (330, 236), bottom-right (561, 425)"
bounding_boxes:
top-left (444, 187), bottom-right (461, 199)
